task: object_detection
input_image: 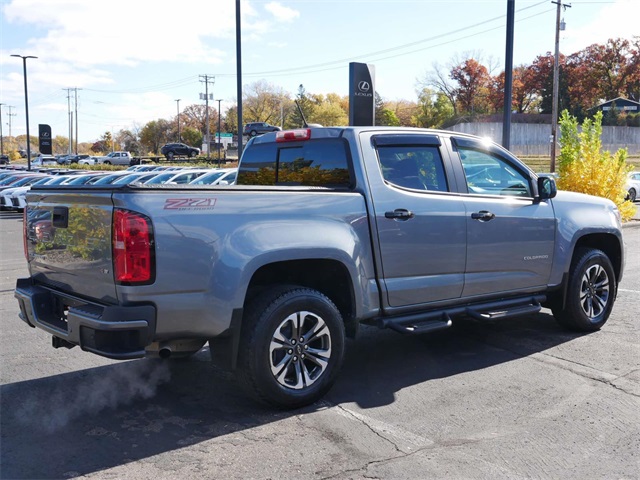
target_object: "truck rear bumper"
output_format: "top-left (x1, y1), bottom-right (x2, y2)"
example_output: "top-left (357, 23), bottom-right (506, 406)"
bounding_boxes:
top-left (15, 278), bottom-right (156, 360)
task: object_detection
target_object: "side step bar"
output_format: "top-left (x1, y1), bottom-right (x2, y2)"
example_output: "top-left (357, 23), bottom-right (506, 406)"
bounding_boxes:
top-left (379, 295), bottom-right (545, 335)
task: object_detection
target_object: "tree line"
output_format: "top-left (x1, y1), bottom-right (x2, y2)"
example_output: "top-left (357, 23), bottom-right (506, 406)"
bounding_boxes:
top-left (3, 37), bottom-right (637, 159)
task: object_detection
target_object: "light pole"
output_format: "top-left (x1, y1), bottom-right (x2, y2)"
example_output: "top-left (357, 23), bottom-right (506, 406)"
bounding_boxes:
top-left (11, 54), bottom-right (37, 170)
top-left (550, 0), bottom-right (571, 173)
top-left (175, 99), bottom-right (181, 142)
top-left (0, 103), bottom-right (4, 156)
top-left (216, 99), bottom-right (223, 167)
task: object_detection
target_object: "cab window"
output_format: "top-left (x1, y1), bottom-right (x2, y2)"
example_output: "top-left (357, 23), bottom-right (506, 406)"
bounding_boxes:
top-left (376, 145), bottom-right (448, 192)
top-left (457, 146), bottom-right (532, 197)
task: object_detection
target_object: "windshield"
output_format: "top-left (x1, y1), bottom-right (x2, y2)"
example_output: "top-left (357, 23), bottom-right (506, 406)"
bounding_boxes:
top-left (190, 171), bottom-right (226, 185)
top-left (144, 173), bottom-right (174, 184)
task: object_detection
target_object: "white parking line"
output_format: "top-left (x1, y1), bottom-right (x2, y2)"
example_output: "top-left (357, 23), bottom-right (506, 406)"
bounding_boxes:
top-left (618, 288), bottom-right (640, 294)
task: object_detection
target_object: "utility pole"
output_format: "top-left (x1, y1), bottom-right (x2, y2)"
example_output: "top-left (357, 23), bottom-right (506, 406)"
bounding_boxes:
top-left (200, 74), bottom-right (215, 159)
top-left (0, 105), bottom-right (5, 157)
top-left (502, 0), bottom-right (515, 150)
top-left (6, 105), bottom-right (16, 138)
top-left (216, 99), bottom-right (223, 167)
top-left (175, 99), bottom-right (181, 142)
top-left (550, 0), bottom-right (571, 172)
top-left (0, 103), bottom-right (4, 156)
top-left (74, 88), bottom-right (81, 154)
top-left (236, 0), bottom-right (243, 157)
top-left (64, 88), bottom-right (73, 154)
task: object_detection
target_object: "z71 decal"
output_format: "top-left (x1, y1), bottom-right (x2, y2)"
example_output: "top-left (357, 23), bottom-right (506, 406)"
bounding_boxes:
top-left (164, 198), bottom-right (217, 210)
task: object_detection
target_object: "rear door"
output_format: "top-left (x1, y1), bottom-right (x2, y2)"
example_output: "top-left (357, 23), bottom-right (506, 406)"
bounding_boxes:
top-left (362, 133), bottom-right (467, 308)
top-left (449, 136), bottom-right (556, 298)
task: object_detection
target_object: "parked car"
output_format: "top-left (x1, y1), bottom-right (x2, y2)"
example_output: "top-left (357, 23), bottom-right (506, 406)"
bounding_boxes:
top-left (96, 151), bottom-right (133, 166)
top-left (14, 126), bottom-right (625, 409)
top-left (160, 143), bottom-right (200, 160)
top-left (30, 155), bottom-right (57, 166)
top-left (243, 122), bottom-right (282, 137)
top-left (0, 154), bottom-right (10, 165)
top-left (625, 171), bottom-right (640, 202)
top-left (78, 156), bottom-right (99, 165)
top-left (58, 154), bottom-right (91, 165)
top-left (189, 168), bottom-right (237, 186)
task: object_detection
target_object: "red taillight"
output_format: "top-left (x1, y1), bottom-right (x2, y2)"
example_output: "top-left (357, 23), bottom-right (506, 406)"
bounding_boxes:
top-left (113, 209), bottom-right (154, 285)
top-left (276, 129), bottom-right (311, 142)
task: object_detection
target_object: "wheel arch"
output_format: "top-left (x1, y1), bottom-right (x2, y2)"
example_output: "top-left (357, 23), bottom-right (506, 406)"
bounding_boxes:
top-left (547, 232), bottom-right (623, 311)
top-left (574, 233), bottom-right (623, 282)
top-left (245, 259), bottom-right (358, 338)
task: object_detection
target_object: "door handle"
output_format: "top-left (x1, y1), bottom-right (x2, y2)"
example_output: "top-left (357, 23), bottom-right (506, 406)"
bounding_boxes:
top-left (385, 209), bottom-right (415, 220)
top-left (471, 210), bottom-right (495, 222)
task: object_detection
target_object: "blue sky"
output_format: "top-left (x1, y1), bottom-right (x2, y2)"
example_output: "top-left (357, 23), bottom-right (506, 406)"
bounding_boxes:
top-left (0, 0), bottom-right (636, 143)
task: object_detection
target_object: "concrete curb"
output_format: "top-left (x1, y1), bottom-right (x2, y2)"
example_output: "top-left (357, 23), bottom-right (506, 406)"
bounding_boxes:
top-left (622, 219), bottom-right (640, 229)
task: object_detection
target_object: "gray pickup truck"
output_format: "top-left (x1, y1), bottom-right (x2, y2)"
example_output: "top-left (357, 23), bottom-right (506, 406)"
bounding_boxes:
top-left (15, 127), bottom-right (624, 408)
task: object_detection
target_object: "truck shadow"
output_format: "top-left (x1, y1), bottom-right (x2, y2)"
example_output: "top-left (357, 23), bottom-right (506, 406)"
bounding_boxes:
top-left (0, 311), bottom-right (586, 479)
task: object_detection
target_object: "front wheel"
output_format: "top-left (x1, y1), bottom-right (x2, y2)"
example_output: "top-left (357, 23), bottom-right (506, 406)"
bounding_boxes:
top-left (103, 161), bottom-right (111, 165)
top-left (553, 248), bottom-right (617, 331)
top-left (189, 150), bottom-right (197, 158)
top-left (239, 286), bottom-right (345, 408)
top-left (628, 188), bottom-right (637, 203)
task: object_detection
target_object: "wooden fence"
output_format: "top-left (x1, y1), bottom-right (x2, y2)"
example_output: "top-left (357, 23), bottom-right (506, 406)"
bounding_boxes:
top-left (447, 123), bottom-right (640, 156)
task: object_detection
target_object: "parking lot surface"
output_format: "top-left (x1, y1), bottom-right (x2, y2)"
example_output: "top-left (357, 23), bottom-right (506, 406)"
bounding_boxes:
top-left (1, 211), bottom-right (638, 479)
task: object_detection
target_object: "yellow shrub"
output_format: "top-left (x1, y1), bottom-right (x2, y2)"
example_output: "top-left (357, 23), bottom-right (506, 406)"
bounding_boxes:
top-left (557, 110), bottom-right (636, 222)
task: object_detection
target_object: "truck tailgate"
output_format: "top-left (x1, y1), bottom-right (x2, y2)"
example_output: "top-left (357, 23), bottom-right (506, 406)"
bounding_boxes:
top-left (25, 189), bottom-right (118, 304)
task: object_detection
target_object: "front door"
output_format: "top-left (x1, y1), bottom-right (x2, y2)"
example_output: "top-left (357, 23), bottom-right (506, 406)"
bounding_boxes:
top-left (451, 137), bottom-right (556, 298)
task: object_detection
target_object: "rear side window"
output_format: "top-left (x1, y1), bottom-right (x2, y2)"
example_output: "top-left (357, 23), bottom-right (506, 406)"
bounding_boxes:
top-left (237, 138), bottom-right (352, 187)
top-left (376, 145), bottom-right (448, 192)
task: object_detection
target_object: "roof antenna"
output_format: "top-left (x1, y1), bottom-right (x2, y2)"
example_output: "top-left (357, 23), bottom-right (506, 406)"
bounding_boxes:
top-left (294, 99), bottom-right (309, 128)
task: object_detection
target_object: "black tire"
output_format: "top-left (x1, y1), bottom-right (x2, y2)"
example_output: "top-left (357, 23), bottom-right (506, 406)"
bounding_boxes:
top-left (189, 150), bottom-right (197, 158)
top-left (238, 286), bottom-right (345, 408)
top-left (628, 188), bottom-right (637, 203)
top-left (553, 248), bottom-right (616, 331)
top-left (166, 152), bottom-right (174, 160)
top-left (250, 130), bottom-right (257, 137)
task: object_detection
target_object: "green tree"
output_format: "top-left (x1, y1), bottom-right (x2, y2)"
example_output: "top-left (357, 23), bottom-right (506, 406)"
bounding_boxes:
top-left (180, 126), bottom-right (203, 148)
top-left (140, 119), bottom-right (171, 154)
top-left (414, 89), bottom-right (454, 128)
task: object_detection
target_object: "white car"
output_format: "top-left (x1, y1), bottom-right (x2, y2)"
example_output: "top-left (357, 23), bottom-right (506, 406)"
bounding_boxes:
top-left (625, 171), bottom-right (640, 203)
top-left (30, 155), bottom-right (57, 166)
top-left (78, 156), bottom-right (99, 165)
top-left (189, 168), bottom-right (237, 186)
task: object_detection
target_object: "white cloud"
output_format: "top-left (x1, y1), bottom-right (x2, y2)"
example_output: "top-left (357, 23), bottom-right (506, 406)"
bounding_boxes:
top-left (264, 2), bottom-right (300, 23)
top-left (563, 0), bottom-right (637, 53)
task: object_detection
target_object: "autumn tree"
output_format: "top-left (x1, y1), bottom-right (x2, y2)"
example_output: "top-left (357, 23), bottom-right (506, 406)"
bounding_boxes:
top-left (243, 80), bottom-right (289, 125)
top-left (450, 58), bottom-right (492, 115)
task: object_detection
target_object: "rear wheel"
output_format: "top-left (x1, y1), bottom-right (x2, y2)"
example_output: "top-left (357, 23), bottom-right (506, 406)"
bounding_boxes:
top-left (166, 152), bottom-right (174, 160)
top-left (553, 248), bottom-right (616, 331)
top-left (250, 130), bottom-right (257, 137)
top-left (239, 286), bottom-right (345, 408)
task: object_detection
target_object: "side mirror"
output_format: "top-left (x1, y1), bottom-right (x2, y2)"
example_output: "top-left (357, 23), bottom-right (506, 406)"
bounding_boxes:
top-left (537, 176), bottom-right (557, 201)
